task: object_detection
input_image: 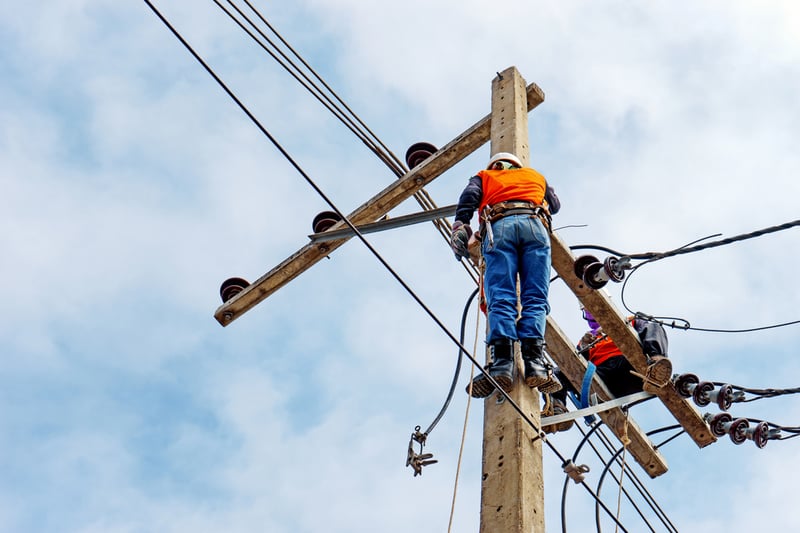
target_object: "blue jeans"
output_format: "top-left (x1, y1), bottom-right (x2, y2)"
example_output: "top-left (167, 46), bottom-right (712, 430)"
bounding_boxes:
top-left (482, 214), bottom-right (551, 344)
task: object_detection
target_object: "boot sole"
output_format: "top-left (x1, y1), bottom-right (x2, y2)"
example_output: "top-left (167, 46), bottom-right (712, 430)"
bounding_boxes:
top-left (524, 374), bottom-right (549, 388)
top-left (465, 376), bottom-right (495, 398)
top-left (543, 419), bottom-right (574, 434)
top-left (643, 358), bottom-right (673, 393)
top-left (537, 377), bottom-right (563, 394)
top-left (493, 373), bottom-right (514, 393)
top-left (526, 372), bottom-right (562, 393)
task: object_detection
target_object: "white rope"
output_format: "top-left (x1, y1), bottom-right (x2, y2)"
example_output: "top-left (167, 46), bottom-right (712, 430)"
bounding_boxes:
top-left (614, 412), bottom-right (630, 533)
top-left (448, 267), bottom-right (484, 532)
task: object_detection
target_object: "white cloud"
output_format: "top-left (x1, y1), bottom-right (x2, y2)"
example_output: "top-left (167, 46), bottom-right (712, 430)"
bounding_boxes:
top-left (1, 0), bottom-right (799, 531)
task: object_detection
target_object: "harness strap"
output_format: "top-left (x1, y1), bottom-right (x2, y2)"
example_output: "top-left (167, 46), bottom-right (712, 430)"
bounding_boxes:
top-left (482, 200), bottom-right (553, 232)
top-left (580, 362), bottom-right (597, 409)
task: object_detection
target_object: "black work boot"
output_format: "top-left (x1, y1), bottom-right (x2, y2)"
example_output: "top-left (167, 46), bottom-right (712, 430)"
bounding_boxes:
top-left (465, 340), bottom-right (515, 398)
top-left (521, 338), bottom-right (560, 392)
top-left (488, 340), bottom-right (515, 393)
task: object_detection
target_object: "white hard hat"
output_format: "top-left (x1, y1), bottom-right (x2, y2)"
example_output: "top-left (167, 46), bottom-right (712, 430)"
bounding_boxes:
top-left (487, 152), bottom-right (523, 169)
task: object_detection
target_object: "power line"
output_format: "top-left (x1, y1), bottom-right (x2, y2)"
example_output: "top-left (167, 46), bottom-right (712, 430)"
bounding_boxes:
top-left (591, 425), bottom-right (678, 531)
top-left (632, 313), bottom-right (800, 334)
top-left (719, 382), bottom-right (800, 403)
top-left (561, 419), bottom-right (679, 533)
top-left (212, 0), bottom-right (406, 176)
top-left (417, 287), bottom-right (479, 438)
top-left (144, 1), bottom-right (585, 490)
top-left (572, 219), bottom-right (799, 263)
top-left (213, 0), bottom-right (475, 282)
top-left (145, 5), bottom-right (702, 529)
top-left (592, 425), bottom-right (686, 533)
top-left (591, 219), bottom-right (800, 332)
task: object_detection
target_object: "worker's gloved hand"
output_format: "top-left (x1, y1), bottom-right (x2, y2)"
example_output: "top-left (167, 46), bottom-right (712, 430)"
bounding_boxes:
top-left (451, 221), bottom-right (473, 260)
top-left (580, 331), bottom-right (595, 347)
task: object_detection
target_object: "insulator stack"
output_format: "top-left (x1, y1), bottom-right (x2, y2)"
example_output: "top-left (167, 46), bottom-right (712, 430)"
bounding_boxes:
top-left (675, 373), bottom-right (735, 410)
top-left (704, 413), bottom-right (777, 449)
top-left (573, 254), bottom-right (631, 289)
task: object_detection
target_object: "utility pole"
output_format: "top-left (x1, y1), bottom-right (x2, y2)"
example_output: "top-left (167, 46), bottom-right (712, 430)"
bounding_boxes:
top-left (479, 66), bottom-right (545, 533)
top-left (214, 65), bottom-right (715, 530)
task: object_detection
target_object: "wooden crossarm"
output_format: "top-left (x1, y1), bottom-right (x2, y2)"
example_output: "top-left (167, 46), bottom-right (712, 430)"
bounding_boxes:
top-left (214, 83), bottom-right (545, 326)
top-left (549, 232), bottom-right (716, 448)
top-left (544, 318), bottom-right (669, 478)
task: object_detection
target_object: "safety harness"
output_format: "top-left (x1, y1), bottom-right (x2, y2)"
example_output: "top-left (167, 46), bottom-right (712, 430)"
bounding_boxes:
top-left (481, 199), bottom-right (552, 235)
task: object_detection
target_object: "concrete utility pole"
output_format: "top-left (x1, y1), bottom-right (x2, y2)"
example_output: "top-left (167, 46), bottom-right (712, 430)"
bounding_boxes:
top-left (479, 66), bottom-right (545, 533)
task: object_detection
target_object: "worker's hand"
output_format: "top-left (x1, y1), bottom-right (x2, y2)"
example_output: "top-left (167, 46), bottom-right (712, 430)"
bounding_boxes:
top-left (451, 221), bottom-right (473, 260)
top-left (580, 331), bottom-right (595, 347)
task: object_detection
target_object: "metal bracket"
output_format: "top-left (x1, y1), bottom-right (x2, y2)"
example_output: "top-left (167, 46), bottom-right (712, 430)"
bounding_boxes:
top-left (309, 205), bottom-right (457, 242)
top-left (541, 391), bottom-right (654, 427)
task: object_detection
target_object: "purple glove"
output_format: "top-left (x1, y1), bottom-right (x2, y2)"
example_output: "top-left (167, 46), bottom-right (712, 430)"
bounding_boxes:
top-left (451, 221), bottom-right (472, 260)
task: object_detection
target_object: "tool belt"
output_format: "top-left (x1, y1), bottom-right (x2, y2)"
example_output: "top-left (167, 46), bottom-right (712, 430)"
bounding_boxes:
top-left (483, 200), bottom-right (552, 231)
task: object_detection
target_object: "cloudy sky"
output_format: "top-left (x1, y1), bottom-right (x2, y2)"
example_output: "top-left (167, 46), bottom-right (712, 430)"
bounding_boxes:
top-left (2, 1), bottom-right (799, 531)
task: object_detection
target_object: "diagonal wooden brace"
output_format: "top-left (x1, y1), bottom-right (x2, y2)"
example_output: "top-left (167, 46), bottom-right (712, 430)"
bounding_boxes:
top-left (549, 232), bottom-right (716, 448)
top-left (545, 318), bottom-right (670, 478)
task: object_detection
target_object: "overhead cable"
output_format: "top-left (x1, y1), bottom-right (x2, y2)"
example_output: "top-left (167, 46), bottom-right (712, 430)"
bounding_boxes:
top-left (214, 0), bottom-right (469, 278)
top-left (143, 1), bottom-right (587, 494)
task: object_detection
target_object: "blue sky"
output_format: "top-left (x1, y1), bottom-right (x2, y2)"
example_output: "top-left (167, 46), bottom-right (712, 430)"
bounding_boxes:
top-left (1, 1), bottom-right (799, 531)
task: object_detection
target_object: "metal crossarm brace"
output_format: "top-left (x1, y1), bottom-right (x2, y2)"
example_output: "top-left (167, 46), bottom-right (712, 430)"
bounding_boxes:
top-left (308, 205), bottom-right (457, 243)
top-left (541, 391), bottom-right (653, 426)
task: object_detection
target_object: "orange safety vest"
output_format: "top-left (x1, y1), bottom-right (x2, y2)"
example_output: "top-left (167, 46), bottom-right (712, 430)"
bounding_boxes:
top-left (586, 318), bottom-right (636, 365)
top-left (477, 167), bottom-right (547, 212)
top-left (587, 336), bottom-right (624, 366)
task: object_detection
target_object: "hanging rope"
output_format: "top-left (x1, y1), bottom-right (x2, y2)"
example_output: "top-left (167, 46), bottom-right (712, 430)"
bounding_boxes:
top-left (448, 277), bottom-right (484, 532)
top-left (614, 412), bottom-right (631, 533)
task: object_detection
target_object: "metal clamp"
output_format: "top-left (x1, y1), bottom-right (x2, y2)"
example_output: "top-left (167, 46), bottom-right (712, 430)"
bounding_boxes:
top-left (562, 459), bottom-right (590, 484)
top-left (406, 427), bottom-right (437, 476)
